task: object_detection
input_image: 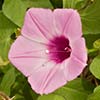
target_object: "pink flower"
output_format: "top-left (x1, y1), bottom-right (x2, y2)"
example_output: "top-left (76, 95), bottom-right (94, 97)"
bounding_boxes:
top-left (8, 8), bottom-right (87, 94)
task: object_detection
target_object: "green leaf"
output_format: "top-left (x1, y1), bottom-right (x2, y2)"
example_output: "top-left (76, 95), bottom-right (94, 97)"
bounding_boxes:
top-left (90, 55), bottom-right (100, 79)
top-left (38, 94), bottom-right (65, 100)
top-left (93, 39), bottom-right (100, 50)
top-left (66, 78), bottom-right (94, 94)
top-left (87, 85), bottom-right (100, 100)
top-left (0, 11), bottom-right (17, 60)
top-left (54, 87), bottom-right (87, 100)
top-left (80, 0), bottom-right (100, 34)
top-left (0, 67), bottom-right (16, 96)
top-left (50, 0), bottom-right (63, 8)
top-left (87, 90), bottom-right (100, 100)
top-left (54, 78), bottom-right (93, 100)
top-left (94, 86), bottom-right (100, 93)
top-left (3, 0), bottom-right (53, 27)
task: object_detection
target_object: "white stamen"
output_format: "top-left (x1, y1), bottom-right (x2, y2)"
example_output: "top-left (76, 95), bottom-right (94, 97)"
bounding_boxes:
top-left (64, 47), bottom-right (71, 52)
top-left (45, 50), bottom-right (49, 54)
top-left (64, 47), bottom-right (68, 50)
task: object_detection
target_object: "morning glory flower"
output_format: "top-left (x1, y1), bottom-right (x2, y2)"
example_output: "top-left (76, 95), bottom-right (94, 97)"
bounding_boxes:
top-left (8, 8), bottom-right (87, 94)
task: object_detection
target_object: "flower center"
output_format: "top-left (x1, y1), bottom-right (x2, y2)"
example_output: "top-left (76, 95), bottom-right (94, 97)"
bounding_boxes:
top-left (46, 36), bottom-right (72, 63)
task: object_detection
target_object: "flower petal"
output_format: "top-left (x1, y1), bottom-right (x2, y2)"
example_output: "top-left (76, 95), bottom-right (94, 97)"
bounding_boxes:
top-left (53, 9), bottom-right (82, 39)
top-left (9, 36), bottom-right (48, 76)
top-left (65, 56), bottom-right (87, 81)
top-left (70, 38), bottom-right (87, 63)
top-left (21, 8), bottom-right (55, 43)
top-left (65, 38), bottom-right (87, 81)
top-left (28, 63), bottom-right (67, 94)
top-left (53, 9), bottom-right (73, 35)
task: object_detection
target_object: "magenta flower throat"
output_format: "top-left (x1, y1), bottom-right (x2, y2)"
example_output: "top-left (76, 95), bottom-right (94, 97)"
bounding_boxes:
top-left (47, 36), bottom-right (71, 63)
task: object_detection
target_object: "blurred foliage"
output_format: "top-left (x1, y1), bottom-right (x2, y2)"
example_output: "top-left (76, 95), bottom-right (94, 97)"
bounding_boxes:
top-left (2, 0), bottom-right (53, 27)
top-left (0, 0), bottom-right (4, 10)
top-left (38, 94), bottom-right (65, 100)
top-left (50, 0), bottom-right (63, 8)
top-left (0, 0), bottom-right (100, 100)
top-left (0, 11), bottom-right (17, 60)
